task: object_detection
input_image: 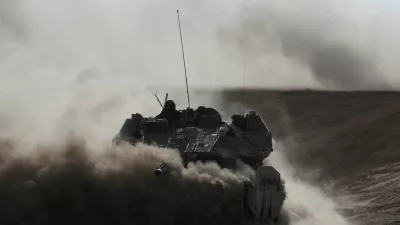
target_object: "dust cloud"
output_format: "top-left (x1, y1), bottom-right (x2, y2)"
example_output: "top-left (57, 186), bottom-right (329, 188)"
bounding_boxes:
top-left (217, 0), bottom-right (400, 90)
top-left (0, 1), bottom-right (362, 224)
top-left (0, 131), bottom-right (355, 225)
top-left (265, 141), bottom-right (354, 225)
top-left (3, 0), bottom-right (400, 91)
top-left (0, 135), bottom-right (254, 225)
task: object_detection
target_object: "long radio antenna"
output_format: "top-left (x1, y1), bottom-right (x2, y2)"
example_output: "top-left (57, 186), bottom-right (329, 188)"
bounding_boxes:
top-left (177, 10), bottom-right (191, 108)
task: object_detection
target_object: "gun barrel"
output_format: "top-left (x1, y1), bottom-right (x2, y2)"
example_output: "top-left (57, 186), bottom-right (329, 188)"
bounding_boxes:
top-left (155, 163), bottom-right (169, 176)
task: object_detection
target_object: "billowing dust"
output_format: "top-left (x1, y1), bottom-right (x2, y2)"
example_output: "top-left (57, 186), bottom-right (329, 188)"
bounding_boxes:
top-left (0, 134), bottom-right (252, 225)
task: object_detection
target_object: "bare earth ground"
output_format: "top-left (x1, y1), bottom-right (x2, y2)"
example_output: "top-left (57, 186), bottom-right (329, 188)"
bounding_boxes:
top-left (2, 88), bottom-right (400, 224)
top-left (215, 89), bottom-right (400, 224)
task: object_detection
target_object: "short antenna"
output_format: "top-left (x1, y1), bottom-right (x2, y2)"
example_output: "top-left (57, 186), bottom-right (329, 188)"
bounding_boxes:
top-left (177, 10), bottom-right (191, 108)
top-left (164, 93), bottom-right (169, 106)
top-left (242, 56), bottom-right (246, 114)
top-left (154, 94), bottom-right (164, 109)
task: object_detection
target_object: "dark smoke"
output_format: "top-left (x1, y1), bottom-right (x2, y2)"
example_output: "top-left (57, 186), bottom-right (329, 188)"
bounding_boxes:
top-left (0, 136), bottom-right (251, 225)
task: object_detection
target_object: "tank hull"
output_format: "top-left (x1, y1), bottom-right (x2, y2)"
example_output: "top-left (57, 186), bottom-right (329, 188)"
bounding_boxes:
top-left (113, 108), bottom-right (286, 224)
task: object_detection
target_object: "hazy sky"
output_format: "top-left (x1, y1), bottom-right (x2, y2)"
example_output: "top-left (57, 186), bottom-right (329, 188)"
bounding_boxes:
top-left (1, 0), bottom-right (400, 90)
top-left (1, 0), bottom-right (400, 143)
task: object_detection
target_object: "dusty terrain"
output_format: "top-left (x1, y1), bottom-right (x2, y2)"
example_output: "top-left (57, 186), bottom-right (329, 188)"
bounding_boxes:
top-left (1, 88), bottom-right (400, 225)
top-left (216, 90), bottom-right (400, 180)
top-left (217, 89), bottom-right (400, 224)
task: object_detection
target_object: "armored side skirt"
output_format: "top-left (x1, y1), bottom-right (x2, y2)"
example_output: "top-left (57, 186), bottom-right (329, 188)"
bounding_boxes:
top-left (242, 166), bottom-right (286, 225)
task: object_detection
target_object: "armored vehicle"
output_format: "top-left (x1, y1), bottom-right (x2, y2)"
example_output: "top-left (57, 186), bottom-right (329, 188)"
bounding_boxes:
top-left (113, 95), bottom-right (286, 225)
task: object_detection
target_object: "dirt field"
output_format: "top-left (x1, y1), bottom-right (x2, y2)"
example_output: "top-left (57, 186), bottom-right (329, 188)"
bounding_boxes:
top-left (211, 89), bottom-right (400, 185)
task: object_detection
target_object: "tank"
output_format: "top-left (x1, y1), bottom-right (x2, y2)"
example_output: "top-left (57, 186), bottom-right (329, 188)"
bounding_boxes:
top-left (112, 96), bottom-right (286, 225)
